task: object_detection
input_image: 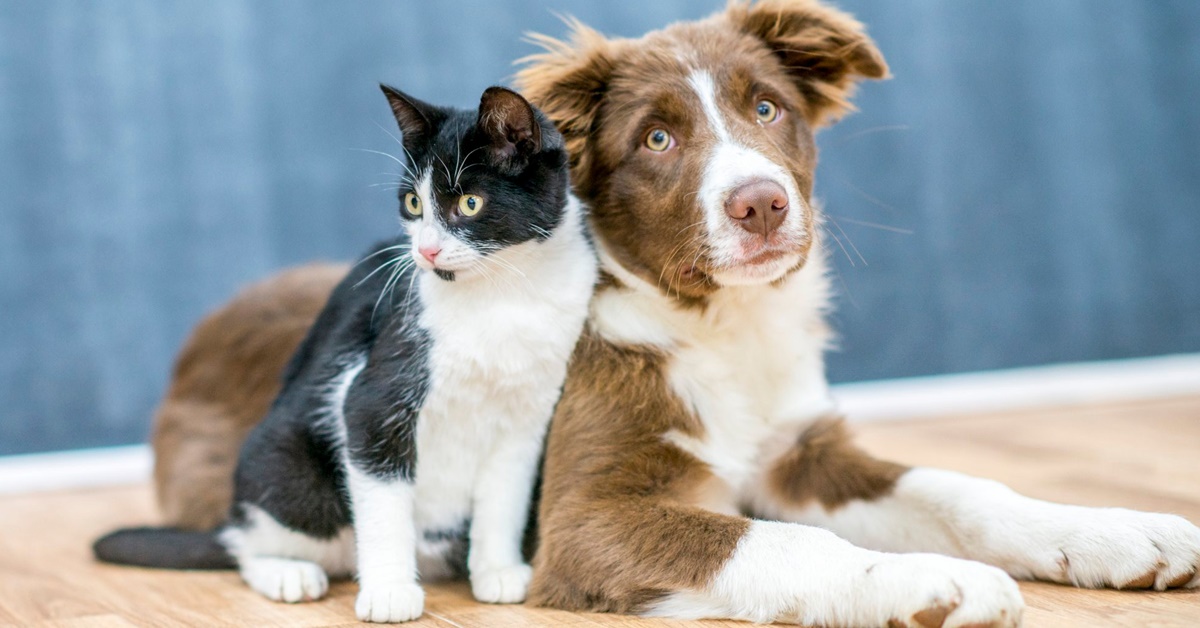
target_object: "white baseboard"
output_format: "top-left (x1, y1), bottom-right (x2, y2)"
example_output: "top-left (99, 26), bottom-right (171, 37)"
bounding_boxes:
top-left (1, 353), bottom-right (1197, 495)
top-left (0, 444), bottom-right (152, 496)
top-left (833, 353), bottom-right (1200, 422)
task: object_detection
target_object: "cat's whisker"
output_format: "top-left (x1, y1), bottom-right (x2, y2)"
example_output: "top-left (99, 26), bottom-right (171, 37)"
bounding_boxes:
top-left (350, 148), bottom-right (411, 175)
top-left (453, 146), bottom-right (487, 189)
top-left (353, 244), bottom-right (410, 268)
top-left (435, 153), bottom-right (453, 186)
top-left (373, 122), bottom-right (418, 182)
top-left (355, 255), bottom-right (406, 288)
top-left (373, 259), bottom-right (411, 322)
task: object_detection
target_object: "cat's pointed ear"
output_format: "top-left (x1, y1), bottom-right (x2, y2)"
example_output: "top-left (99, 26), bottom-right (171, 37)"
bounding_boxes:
top-left (477, 86), bottom-right (541, 160)
top-left (380, 84), bottom-right (443, 145)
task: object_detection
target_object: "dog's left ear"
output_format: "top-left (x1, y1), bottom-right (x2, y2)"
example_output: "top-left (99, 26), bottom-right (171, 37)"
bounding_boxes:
top-left (728, 0), bottom-right (888, 127)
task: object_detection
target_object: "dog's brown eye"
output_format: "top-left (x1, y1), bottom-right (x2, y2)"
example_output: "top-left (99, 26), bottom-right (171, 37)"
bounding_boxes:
top-left (755, 100), bottom-right (779, 123)
top-left (645, 128), bottom-right (673, 152)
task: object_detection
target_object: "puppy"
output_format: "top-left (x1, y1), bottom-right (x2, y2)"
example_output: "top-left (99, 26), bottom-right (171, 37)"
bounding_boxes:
top-left (514, 1), bottom-right (1200, 626)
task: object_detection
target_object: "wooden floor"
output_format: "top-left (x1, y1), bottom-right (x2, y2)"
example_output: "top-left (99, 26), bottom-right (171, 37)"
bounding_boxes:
top-left (2, 396), bottom-right (1199, 627)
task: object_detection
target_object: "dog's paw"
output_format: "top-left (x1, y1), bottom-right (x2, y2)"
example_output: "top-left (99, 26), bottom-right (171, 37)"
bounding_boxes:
top-left (470, 563), bottom-right (533, 604)
top-left (1032, 509), bottom-right (1200, 590)
top-left (355, 582), bottom-right (425, 623)
top-left (864, 554), bottom-right (1024, 628)
top-left (239, 557), bottom-right (329, 603)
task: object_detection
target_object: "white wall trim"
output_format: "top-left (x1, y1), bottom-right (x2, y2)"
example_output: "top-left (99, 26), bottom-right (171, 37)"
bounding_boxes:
top-left (834, 353), bottom-right (1200, 422)
top-left (0, 444), bottom-right (152, 496)
top-left (1, 353), bottom-right (1198, 495)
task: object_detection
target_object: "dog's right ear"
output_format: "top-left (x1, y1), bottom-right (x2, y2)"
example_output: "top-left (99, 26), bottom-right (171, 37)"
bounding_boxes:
top-left (515, 19), bottom-right (618, 192)
top-left (380, 84), bottom-right (446, 149)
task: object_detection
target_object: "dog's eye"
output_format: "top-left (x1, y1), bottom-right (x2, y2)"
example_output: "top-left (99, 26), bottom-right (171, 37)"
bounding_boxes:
top-left (458, 194), bottom-right (484, 217)
top-left (403, 192), bottom-right (422, 217)
top-left (644, 128), bottom-right (674, 152)
top-left (755, 100), bottom-right (779, 124)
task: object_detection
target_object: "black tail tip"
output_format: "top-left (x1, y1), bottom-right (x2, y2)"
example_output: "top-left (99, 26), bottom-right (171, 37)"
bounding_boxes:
top-left (93, 526), bottom-right (236, 570)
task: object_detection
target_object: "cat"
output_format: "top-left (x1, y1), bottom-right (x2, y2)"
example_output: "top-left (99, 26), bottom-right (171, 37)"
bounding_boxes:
top-left (93, 84), bottom-right (598, 624)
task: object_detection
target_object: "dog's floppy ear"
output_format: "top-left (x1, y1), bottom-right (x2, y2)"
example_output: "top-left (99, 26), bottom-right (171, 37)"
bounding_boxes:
top-left (515, 18), bottom-right (618, 192)
top-left (727, 0), bottom-right (888, 127)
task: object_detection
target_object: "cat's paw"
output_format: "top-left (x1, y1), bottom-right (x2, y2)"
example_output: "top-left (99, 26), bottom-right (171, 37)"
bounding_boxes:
top-left (863, 554), bottom-right (1024, 628)
top-left (470, 563), bottom-right (533, 604)
top-left (1032, 509), bottom-right (1200, 590)
top-left (355, 582), bottom-right (425, 623)
top-left (239, 557), bottom-right (329, 603)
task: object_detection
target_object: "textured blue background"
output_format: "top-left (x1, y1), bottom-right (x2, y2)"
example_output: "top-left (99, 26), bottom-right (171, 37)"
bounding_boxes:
top-left (2, 1), bottom-right (1198, 455)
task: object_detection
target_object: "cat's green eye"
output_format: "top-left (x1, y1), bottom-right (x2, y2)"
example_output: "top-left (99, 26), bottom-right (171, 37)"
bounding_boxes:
top-left (458, 194), bottom-right (484, 217)
top-left (645, 128), bottom-right (672, 152)
top-left (404, 192), bottom-right (422, 217)
top-left (755, 99), bottom-right (779, 123)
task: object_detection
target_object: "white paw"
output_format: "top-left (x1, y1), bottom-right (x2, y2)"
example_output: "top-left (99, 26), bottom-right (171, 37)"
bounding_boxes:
top-left (355, 582), bottom-right (425, 623)
top-left (470, 563), bottom-right (533, 604)
top-left (862, 554), bottom-right (1024, 628)
top-left (240, 557), bottom-right (329, 603)
top-left (1026, 508), bottom-right (1200, 590)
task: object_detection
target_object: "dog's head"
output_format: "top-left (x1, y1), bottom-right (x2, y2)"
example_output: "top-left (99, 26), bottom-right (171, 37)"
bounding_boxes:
top-left (517, 0), bottom-right (886, 302)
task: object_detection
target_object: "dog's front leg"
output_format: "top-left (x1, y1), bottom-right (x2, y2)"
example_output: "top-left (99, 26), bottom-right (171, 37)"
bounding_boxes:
top-left (750, 418), bottom-right (1200, 590)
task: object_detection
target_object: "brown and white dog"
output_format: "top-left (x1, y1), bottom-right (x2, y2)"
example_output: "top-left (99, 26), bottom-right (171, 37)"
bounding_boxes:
top-left (510, 1), bottom-right (1200, 626)
top-left (149, 1), bottom-right (1200, 625)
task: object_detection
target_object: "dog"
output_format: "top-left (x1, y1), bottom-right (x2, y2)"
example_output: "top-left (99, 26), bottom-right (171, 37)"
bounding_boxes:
top-left (511, 1), bottom-right (1200, 626)
top-left (148, 1), bottom-right (1200, 625)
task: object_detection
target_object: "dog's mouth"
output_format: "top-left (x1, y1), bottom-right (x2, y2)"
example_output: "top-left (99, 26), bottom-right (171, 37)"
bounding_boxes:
top-left (740, 248), bottom-right (788, 266)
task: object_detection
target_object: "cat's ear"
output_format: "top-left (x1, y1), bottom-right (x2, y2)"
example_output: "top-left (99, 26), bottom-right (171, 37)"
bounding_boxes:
top-left (380, 84), bottom-right (444, 146)
top-left (477, 86), bottom-right (541, 160)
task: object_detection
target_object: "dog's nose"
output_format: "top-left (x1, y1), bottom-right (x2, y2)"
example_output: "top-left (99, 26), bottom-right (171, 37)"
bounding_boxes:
top-left (725, 179), bottom-right (788, 238)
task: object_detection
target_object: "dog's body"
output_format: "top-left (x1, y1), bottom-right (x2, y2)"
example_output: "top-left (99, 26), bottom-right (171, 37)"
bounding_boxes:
top-left (149, 2), bottom-right (1200, 626)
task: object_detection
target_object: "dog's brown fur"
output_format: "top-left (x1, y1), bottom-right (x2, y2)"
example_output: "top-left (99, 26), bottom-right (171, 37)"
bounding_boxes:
top-left (516, 0), bottom-right (890, 612)
top-left (151, 263), bottom-right (346, 530)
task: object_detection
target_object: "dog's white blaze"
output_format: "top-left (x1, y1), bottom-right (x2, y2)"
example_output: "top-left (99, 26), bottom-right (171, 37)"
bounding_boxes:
top-left (686, 70), bottom-right (807, 284)
top-left (688, 70), bottom-right (732, 143)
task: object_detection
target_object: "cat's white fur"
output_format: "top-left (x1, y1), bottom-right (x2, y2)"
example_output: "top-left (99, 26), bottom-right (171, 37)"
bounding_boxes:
top-left (223, 185), bottom-right (596, 623)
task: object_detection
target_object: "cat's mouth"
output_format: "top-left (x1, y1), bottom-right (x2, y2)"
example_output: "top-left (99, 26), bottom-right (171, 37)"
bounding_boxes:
top-left (432, 269), bottom-right (456, 282)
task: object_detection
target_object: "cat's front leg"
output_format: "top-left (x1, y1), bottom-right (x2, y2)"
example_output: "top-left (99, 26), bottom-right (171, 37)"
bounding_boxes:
top-left (467, 425), bottom-right (544, 604)
top-left (346, 465), bottom-right (424, 623)
top-left (343, 362), bottom-right (425, 623)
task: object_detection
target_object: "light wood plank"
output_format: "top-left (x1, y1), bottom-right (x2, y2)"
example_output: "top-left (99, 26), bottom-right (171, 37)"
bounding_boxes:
top-left (2, 396), bottom-right (1199, 626)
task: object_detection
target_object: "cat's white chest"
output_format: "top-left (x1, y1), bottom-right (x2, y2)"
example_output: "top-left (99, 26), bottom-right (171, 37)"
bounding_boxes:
top-left (408, 250), bottom-right (594, 534)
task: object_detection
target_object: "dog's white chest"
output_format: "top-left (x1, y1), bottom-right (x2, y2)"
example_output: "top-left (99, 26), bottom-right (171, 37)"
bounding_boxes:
top-left (662, 271), bottom-right (836, 497)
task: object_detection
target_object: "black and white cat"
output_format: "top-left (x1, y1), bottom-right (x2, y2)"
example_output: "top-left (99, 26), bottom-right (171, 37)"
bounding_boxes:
top-left (94, 85), bottom-right (597, 623)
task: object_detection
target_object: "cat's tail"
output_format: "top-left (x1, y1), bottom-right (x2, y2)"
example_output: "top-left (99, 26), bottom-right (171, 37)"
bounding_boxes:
top-left (92, 526), bottom-right (236, 570)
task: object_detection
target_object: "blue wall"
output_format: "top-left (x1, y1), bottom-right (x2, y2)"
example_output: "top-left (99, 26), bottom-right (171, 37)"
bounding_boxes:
top-left (2, 1), bottom-right (1198, 455)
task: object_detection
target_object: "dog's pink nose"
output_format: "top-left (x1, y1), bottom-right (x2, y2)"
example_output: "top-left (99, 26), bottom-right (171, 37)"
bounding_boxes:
top-left (418, 244), bottom-right (441, 264)
top-left (725, 179), bottom-right (788, 238)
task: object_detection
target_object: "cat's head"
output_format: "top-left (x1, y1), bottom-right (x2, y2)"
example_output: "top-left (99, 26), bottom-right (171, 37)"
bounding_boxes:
top-left (381, 85), bottom-right (570, 282)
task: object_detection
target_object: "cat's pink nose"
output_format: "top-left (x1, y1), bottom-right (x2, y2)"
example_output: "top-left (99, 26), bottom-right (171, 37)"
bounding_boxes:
top-left (419, 244), bottom-right (441, 264)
